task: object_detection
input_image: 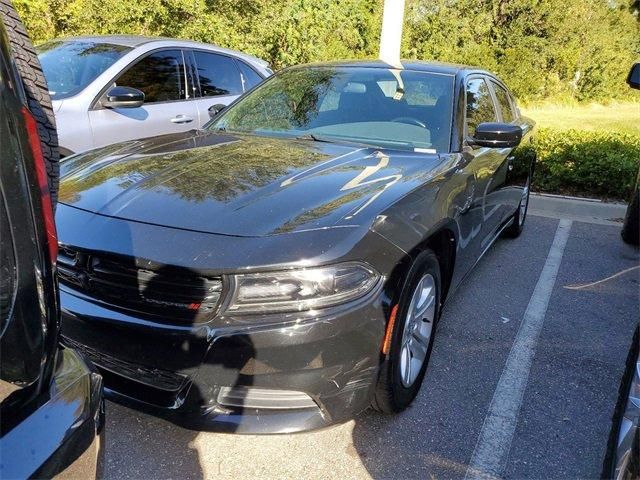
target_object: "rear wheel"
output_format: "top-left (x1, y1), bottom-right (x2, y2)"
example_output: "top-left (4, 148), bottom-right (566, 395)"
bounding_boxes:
top-left (621, 170), bottom-right (639, 245)
top-left (504, 175), bottom-right (530, 238)
top-left (372, 250), bottom-right (440, 413)
top-left (0, 0), bottom-right (59, 206)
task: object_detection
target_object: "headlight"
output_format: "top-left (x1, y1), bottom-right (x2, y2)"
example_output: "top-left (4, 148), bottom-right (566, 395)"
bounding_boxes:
top-left (226, 262), bottom-right (380, 314)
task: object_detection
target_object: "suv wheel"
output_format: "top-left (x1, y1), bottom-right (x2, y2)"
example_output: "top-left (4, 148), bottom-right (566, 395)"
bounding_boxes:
top-left (0, 0), bottom-right (59, 206)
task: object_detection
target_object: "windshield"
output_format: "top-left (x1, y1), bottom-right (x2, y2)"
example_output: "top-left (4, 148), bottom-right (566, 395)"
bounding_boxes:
top-left (208, 66), bottom-right (455, 152)
top-left (37, 41), bottom-right (132, 100)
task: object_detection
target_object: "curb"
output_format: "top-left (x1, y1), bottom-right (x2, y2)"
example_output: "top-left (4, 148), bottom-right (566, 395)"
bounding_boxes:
top-left (529, 193), bottom-right (627, 226)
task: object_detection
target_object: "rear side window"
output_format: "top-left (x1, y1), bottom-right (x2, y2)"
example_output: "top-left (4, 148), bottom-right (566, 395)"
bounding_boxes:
top-left (465, 78), bottom-right (497, 137)
top-left (236, 60), bottom-right (263, 91)
top-left (491, 81), bottom-right (516, 123)
top-left (376, 78), bottom-right (452, 107)
top-left (193, 52), bottom-right (243, 97)
top-left (116, 50), bottom-right (186, 103)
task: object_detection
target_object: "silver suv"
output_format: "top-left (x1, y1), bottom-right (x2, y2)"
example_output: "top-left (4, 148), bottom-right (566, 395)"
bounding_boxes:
top-left (37, 36), bottom-right (271, 156)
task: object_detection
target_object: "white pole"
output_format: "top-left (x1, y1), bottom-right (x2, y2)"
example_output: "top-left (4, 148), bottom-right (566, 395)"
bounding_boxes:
top-left (379, 0), bottom-right (406, 69)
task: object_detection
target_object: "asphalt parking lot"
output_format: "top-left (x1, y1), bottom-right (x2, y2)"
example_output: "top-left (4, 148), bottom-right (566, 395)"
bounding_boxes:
top-left (104, 196), bottom-right (639, 479)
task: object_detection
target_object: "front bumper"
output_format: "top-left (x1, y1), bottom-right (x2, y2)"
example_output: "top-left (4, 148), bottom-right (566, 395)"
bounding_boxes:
top-left (60, 282), bottom-right (387, 434)
top-left (0, 347), bottom-right (104, 479)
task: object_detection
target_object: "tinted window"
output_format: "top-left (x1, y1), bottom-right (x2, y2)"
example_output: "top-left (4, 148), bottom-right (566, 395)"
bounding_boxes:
top-left (117, 50), bottom-right (186, 103)
top-left (465, 78), bottom-right (497, 137)
top-left (491, 81), bottom-right (516, 123)
top-left (376, 78), bottom-right (450, 106)
top-left (236, 60), bottom-right (263, 91)
top-left (37, 41), bottom-right (132, 100)
top-left (209, 67), bottom-right (455, 152)
top-left (193, 52), bottom-right (242, 97)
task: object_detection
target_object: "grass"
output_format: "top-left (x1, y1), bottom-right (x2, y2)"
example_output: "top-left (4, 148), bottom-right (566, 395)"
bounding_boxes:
top-left (521, 102), bottom-right (640, 136)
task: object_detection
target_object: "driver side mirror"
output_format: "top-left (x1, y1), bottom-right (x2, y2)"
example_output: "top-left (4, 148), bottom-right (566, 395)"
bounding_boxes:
top-left (208, 104), bottom-right (226, 119)
top-left (627, 63), bottom-right (640, 90)
top-left (468, 122), bottom-right (523, 149)
top-left (103, 86), bottom-right (145, 109)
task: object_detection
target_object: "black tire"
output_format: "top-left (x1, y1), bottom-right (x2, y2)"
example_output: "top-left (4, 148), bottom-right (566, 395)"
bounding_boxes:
top-left (0, 0), bottom-right (59, 206)
top-left (621, 170), bottom-right (639, 246)
top-left (372, 250), bottom-right (441, 413)
top-left (504, 175), bottom-right (531, 238)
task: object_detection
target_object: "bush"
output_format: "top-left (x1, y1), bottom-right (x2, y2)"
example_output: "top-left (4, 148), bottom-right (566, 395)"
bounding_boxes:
top-left (531, 128), bottom-right (640, 201)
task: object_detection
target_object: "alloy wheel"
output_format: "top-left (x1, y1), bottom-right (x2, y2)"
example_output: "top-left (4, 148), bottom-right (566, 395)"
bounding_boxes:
top-left (399, 273), bottom-right (436, 387)
top-left (519, 179), bottom-right (530, 227)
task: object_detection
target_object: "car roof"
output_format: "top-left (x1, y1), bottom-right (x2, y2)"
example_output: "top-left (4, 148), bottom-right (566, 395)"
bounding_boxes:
top-left (287, 59), bottom-right (489, 76)
top-left (44, 35), bottom-right (270, 68)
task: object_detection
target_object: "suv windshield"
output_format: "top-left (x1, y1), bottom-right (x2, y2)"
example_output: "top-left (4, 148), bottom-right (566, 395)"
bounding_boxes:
top-left (208, 66), bottom-right (455, 152)
top-left (37, 40), bottom-right (132, 100)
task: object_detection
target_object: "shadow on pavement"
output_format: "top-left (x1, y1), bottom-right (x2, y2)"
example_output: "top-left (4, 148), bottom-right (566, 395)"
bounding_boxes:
top-left (104, 401), bottom-right (203, 480)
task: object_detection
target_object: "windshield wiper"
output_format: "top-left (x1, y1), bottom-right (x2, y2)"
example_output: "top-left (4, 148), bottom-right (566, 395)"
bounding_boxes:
top-left (295, 133), bottom-right (331, 142)
top-left (295, 133), bottom-right (373, 148)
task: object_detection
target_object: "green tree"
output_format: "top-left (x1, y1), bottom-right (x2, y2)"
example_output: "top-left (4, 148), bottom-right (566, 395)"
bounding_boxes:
top-left (12, 0), bottom-right (640, 102)
top-left (403, 0), bottom-right (639, 101)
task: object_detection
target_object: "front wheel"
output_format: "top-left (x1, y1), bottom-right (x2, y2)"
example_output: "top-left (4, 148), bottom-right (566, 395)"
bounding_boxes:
top-left (372, 250), bottom-right (441, 413)
top-left (504, 176), bottom-right (531, 238)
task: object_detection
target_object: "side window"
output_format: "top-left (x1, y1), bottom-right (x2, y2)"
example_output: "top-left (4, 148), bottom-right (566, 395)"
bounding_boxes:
top-left (116, 50), bottom-right (186, 103)
top-left (491, 81), bottom-right (516, 123)
top-left (509, 92), bottom-right (520, 119)
top-left (465, 78), bottom-right (497, 137)
top-left (193, 52), bottom-right (243, 97)
top-left (236, 60), bottom-right (263, 91)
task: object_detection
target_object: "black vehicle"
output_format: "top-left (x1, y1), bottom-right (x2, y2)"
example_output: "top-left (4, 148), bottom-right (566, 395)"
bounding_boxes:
top-left (0, 1), bottom-right (104, 476)
top-left (622, 62), bottom-right (639, 246)
top-left (56, 61), bottom-right (535, 433)
top-left (600, 61), bottom-right (640, 480)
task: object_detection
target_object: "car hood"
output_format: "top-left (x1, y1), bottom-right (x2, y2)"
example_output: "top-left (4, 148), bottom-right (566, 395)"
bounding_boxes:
top-left (59, 130), bottom-right (444, 237)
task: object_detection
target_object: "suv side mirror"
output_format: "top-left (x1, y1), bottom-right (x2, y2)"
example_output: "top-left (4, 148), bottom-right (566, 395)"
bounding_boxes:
top-left (627, 63), bottom-right (640, 90)
top-left (208, 104), bottom-right (226, 119)
top-left (468, 122), bottom-right (523, 149)
top-left (103, 86), bottom-right (145, 108)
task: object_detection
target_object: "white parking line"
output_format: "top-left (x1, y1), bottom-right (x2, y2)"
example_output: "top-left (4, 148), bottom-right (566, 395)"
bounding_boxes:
top-left (465, 219), bottom-right (573, 480)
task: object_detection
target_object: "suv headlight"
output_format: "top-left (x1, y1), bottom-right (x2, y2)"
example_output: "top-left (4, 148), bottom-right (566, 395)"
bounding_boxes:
top-left (226, 262), bottom-right (380, 314)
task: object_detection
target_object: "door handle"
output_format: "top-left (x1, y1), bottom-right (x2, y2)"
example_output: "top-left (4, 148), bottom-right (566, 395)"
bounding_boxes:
top-left (170, 114), bottom-right (194, 124)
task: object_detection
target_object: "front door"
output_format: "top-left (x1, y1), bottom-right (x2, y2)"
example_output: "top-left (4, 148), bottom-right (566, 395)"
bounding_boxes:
top-left (464, 77), bottom-right (508, 250)
top-left (489, 79), bottom-right (528, 222)
top-left (88, 49), bottom-right (199, 148)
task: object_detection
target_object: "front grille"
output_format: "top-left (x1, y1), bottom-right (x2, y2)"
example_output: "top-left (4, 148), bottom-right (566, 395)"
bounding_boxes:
top-left (58, 246), bottom-right (223, 322)
top-left (62, 336), bottom-right (188, 392)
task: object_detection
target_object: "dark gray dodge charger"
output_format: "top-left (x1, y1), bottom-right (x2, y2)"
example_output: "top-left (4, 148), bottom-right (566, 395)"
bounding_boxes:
top-left (56, 60), bottom-right (535, 433)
